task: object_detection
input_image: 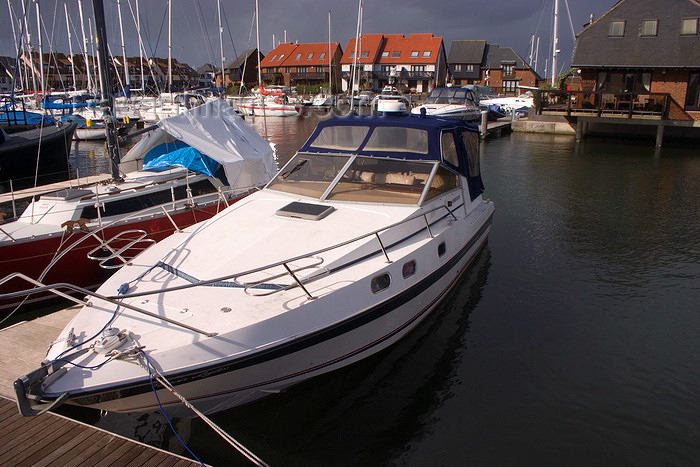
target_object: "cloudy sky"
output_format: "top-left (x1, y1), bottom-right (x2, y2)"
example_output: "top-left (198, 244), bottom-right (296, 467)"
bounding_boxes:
top-left (2, 0), bottom-right (616, 79)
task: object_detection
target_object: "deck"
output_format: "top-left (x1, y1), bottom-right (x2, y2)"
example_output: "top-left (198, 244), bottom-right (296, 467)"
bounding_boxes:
top-left (0, 307), bottom-right (201, 467)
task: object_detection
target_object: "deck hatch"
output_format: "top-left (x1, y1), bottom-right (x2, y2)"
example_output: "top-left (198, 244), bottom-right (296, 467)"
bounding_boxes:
top-left (275, 201), bottom-right (335, 221)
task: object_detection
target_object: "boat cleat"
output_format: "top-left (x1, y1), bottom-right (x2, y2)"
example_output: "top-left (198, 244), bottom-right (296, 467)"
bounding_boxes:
top-left (93, 327), bottom-right (128, 355)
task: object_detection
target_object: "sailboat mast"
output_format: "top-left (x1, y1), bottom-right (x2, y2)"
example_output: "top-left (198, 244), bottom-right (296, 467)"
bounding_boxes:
top-left (328, 10), bottom-right (331, 94)
top-left (91, 0), bottom-right (120, 179)
top-left (77, 0), bottom-right (92, 93)
top-left (217, 0), bottom-right (225, 93)
top-left (168, 0), bottom-right (172, 93)
top-left (117, 0), bottom-right (129, 90)
top-left (551, 0), bottom-right (559, 86)
top-left (33, 0), bottom-right (46, 103)
top-left (64, 3), bottom-right (77, 89)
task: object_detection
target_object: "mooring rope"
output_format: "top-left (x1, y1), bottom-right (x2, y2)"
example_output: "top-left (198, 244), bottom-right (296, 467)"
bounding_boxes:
top-left (136, 350), bottom-right (269, 467)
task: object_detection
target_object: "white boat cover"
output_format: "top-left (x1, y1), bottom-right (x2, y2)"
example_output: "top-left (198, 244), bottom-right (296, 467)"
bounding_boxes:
top-left (122, 98), bottom-right (276, 189)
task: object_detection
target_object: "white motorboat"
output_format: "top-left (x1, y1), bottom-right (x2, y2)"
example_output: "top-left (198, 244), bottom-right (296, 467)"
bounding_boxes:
top-left (0, 99), bottom-right (276, 312)
top-left (372, 86), bottom-right (411, 116)
top-left (14, 113), bottom-right (494, 418)
top-left (236, 87), bottom-right (304, 117)
top-left (479, 91), bottom-right (534, 115)
top-left (411, 87), bottom-right (482, 122)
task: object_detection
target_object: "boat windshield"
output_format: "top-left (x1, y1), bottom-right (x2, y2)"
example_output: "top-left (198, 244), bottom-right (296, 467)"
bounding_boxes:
top-left (268, 154), bottom-right (457, 205)
top-left (425, 88), bottom-right (469, 105)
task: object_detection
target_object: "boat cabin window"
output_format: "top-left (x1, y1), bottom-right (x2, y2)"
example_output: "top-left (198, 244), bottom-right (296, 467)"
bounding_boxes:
top-left (326, 157), bottom-right (433, 204)
top-left (79, 179), bottom-right (216, 220)
top-left (425, 165), bottom-right (460, 201)
top-left (267, 155), bottom-right (351, 198)
top-left (308, 125), bottom-right (370, 151)
top-left (363, 127), bottom-right (429, 154)
top-left (371, 273), bottom-right (391, 293)
top-left (462, 130), bottom-right (480, 177)
top-left (441, 133), bottom-right (459, 167)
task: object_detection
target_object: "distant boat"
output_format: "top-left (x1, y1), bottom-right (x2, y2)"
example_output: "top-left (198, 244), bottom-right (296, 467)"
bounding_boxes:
top-left (1, 99), bottom-right (76, 188)
top-left (60, 114), bottom-right (128, 141)
top-left (236, 87), bottom-right (304, 117)
top-left (372, 86), bottom-right (411, 115)
top-left (479, 91), bottom-right (534, 116)
top-left (410, 87), bottom-right (481, 122)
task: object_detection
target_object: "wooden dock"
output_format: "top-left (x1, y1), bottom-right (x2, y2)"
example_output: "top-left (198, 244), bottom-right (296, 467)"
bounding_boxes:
top-left (0, 308), bottom-right (202, 467)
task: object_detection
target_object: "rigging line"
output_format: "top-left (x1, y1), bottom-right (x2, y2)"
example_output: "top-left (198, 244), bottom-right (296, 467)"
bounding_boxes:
top-left (221, 7), bottom-right (239, 72)
top-left (193, 0), bottom-right (216, 69)
top-left (139, 352), bottom-right (269, 467)
top-left (562, 0), bottom-right (576, 43)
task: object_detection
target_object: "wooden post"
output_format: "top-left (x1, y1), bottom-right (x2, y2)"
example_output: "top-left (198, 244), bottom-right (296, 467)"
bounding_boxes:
top-left (480, 110), bottom-right (488, 139)
top-left (655, 124), bottom-right (664, 147)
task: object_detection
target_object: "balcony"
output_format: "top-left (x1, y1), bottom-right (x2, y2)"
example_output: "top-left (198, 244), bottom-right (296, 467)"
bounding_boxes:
top-left (535, 90), bottom-right (671, 119)
top-left (290, 72), bottom-right (327, 80)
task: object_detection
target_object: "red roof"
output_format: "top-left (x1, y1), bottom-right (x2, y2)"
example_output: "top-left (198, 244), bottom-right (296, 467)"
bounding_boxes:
top-left (260, 42), bottom-right (342, 68)
top-left (340, 33), bottom-right (443, 65)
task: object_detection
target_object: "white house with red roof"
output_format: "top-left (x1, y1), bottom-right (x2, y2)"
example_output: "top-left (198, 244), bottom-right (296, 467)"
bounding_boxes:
top-left (340, 33), bottom-right (447, 93)
top-left (258, 42), bottom-right (343, 92)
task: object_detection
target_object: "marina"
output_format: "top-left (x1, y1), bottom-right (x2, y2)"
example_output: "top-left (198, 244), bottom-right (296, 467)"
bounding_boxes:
top-left (0, 114), bottom-right (697, 465)
top-left (0, 0), bottom-right (698, 464)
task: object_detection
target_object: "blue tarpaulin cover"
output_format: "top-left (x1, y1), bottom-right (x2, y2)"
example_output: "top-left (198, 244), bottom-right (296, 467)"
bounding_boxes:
top-left (143, 142), bottom-right (219, 176)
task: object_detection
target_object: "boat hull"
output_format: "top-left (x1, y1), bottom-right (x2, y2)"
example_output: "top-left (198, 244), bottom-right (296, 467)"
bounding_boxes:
top-left (0, 123), bottom-right (76, 188)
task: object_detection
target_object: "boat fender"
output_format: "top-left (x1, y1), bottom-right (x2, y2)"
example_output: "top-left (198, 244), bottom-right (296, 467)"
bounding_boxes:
top-left (94, 327), bottom-right (128, 355)
top-left (86, 119), bottom-right (92, 128)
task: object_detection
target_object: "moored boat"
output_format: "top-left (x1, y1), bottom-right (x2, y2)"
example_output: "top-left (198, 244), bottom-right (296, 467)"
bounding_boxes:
top-left (13, 112), bottom-right (494, 418)
top-left (372, 85), bottom-right (411, 115)
top-left (411, 87), bottom-right (482, 122)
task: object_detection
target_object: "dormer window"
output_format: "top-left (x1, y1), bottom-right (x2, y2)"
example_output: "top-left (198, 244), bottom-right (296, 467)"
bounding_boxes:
top-left (410, 51), bottom-right (419, 58)
top-left (295, 53), bottom-right (302, 60)
top-left (392, 51), bottom-right (401, 58)
top-left (641, 19), bottom-right (658, 36)
top-left (609, 20), bottom-right (626, 37)
top-left (681, 18), bottom-right (698, 35)
top-left (307, 53), bottom-right (314, 59)
top-left (422, 51), bottom-right (431, 57)
top-left (381, 51), bottom-right (389, 57)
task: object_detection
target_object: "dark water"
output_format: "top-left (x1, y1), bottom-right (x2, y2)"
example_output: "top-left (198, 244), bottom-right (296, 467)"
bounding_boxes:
top-left (60, 114), bottom-right (699, 465)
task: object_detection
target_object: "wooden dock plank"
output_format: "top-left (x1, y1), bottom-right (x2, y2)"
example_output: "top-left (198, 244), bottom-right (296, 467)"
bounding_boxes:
top-left (0, 306), bottom-right (80, 399)
top-left (0, 397), bottom-right (201, 466)
top-left (0, 308), bottom-right (202, 466)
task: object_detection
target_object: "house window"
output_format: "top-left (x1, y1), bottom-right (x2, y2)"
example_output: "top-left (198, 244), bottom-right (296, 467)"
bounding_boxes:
top-left (454, 64), bottom-right (463, 71)
top-left (641, 19), bottom-right (658, 36)
top-left (411, 65), bottom-right (426, 72)
top-left (381, 51), bottom-right (389, 57)
top-left (319, 52), bottom-right (326, 59)
top-left (392, 51), bottom-right (401, 58)
top-left (361, 51), bottom-right (369, 58)
top-left (278, 54), bottom-right (284, 60)
top-left (349, 51), bottom-right (355, 58)
top-left (270, 55), bottom-right (277, 61)
top-left (681, 18), bottom-right (698, 35)
top-left (466, 64), bottom-right (474, 71)
top-left (295, 53), bottom-right (302, 60)
top-left (422, 51), bottom-right (431, 57)
top-left (307, 53), bottom-right (313, 60)
top-left (609, 20), bottom-right (625, 37)
top-left (297, 67), bottom-right (307, 73)
top-left (410, 51), bottom-right (419, 58)
top-left (381, 65), bottom-right (392, 72)
top-left (503, 80), bottom-right (518, 93)
top-left (502, 64), bottom-right (514, 78)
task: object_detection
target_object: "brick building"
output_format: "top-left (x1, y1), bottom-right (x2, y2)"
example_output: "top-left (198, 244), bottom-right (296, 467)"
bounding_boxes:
top-left (447, 40), bottom-right (539, 95)
top-left (258, 42), bottom-right (343, 91)
top-left (571, 0), bottom-right (700, 121)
